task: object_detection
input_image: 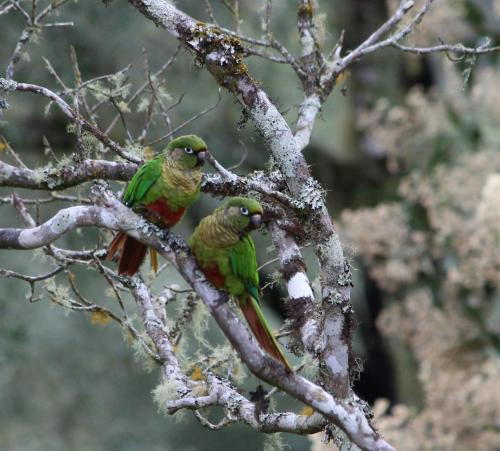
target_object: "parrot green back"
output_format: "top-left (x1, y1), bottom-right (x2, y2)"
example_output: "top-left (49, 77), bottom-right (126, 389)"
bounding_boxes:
top-left (123, 156), bottom-right (162, 206)
top-left (123, 154), bottom-right (202, 213)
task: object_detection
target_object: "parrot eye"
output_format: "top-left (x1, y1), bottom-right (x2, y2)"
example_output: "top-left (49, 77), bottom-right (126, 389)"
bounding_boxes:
top-left (240, 207), bottom-right (249, 216)
top-left (184, 147), bottom-right (194, 154)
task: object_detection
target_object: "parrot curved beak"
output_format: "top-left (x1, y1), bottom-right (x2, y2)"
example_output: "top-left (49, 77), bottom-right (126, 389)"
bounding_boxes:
top-left (250, 213), bottom-right (262, 229)
top-left (196, 150), bottom-right (207, 167)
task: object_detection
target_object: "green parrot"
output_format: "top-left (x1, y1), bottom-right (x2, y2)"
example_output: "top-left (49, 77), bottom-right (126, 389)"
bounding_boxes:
top-left (107, 134), bottom-right (208, 276)
top-left (189, 197), bottom-right (291, 371)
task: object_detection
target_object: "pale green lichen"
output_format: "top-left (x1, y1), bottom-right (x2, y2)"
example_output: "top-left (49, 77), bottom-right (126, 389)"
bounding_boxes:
top-left (44, 278), bottom-right (74, 312)
top-left (230, 356), bottom-right (247, 385)
top-left (263, 432), bottom-right (285, 451)
top-left (152, 378), bottom-right (182, 413)
top-left (151, 377), bottom-right (186, 422)
top-left (121, 315), bottom-right (138, 345)
top-left (266, 270), bottom-right (281, 289)
top-left (265, 244), bottom-right (275, 254)
top-left (131, 332), bottom-right (157, 372)
top-left (110, 72), bottom-right (126, 90)
top-left (208, 344), bottom-right (233, 364)
top-left (136, 96), bottom-right (150, 113)
top-left (300, 352), bottom-right (319, 381)
top-left (32, 166), bottom-right (48, 185)
top-left (192, 300), bottom-right (211, 349)
top-left (264, 156), bottom-right (278, 172)
top-left (325, 288), bottom-right (344, 306)
top-left (299, 177), bottom-right (326, 210)
top-left (186, 23), bottom-right (250, 92)
top-left (81, 130), bottom-right (102, 155)
top-left (0, 78), bottom-right (18, 92)
top-left (155, 86), bottom-right (172, 103)
top-left (225, 392), bottom-right (243, 415)
top-left (0, 78), bottom-right (17, 117)
top-left (87, 81), bottom-right (108, 103)
top-left (330, 425), bottom-right (353, 451)
top-left (116, 100), bottom-right (130, 113)
top-left (337, 263), bottom-right (353, 287)
top-left (204, 344), bottom-right (247, 384)
top-left (124, 143), bottom-right (145, 158)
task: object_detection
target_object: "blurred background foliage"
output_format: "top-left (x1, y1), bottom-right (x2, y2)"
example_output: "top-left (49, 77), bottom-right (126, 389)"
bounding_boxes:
top-left (1, 1), bottom-right (499, 450)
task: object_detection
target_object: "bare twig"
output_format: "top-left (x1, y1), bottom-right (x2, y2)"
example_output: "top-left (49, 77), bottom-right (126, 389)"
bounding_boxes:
top-left (392, 41), bottom-right (500, 55)
top-left (6, 28), bottom-right (32, 79)
top-left (3, 79), bottom-right (140, 163)
top-left (203, 0), bottom-right (218, 26)
top-left (146, 90), bottom-right (222, 146)
top-left (105, 47), bottom-right (181, 135)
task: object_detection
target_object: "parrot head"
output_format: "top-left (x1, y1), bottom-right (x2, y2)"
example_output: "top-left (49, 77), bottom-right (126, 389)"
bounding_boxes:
top-left (166, 134), bottom-right (208, 169)
top-left (222, 197), bottom-right (264, 232)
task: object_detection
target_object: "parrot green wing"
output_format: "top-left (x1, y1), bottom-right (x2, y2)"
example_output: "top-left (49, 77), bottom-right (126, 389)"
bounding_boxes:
top-left (123, 156), bottom-right (162, 207)
top-left (229, 233), bottom-right (292, 371)
top-left (229, 235), bottom-right (260, 301)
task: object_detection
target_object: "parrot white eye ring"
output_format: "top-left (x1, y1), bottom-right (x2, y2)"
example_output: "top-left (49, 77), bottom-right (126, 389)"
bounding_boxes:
top-left (184, 147), bottom-right (194, 154)
top-left (240, 207), bottom-right (249, 216)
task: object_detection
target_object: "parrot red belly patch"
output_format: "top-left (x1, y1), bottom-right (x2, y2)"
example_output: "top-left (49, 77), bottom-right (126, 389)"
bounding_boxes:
top-left (146, 199), bottom-right (185, 226)
top-left (202, 264), bottom-right (226, 288)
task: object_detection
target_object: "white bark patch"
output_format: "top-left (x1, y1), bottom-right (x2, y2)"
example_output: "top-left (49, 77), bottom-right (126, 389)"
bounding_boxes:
top-left (279, 245), bottom-right (300, 264)
top-left (145, 0), bottom-right (184, 38)
top-left (322, 314), bottom-right (349, 382)
top-left (287, 272), bottom-right (314, 300)
top-left (99, 208), bottom-right (122, 229)
top-left (295, 93), bottom-right (321, 151)
top-left (325, 352), bottom-right (347, 375)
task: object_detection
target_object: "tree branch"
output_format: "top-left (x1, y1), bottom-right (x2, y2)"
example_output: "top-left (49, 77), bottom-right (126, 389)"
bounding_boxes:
top-left (0, 158), bottom-right (136, 190)
top-left (392, 41), bottom-right (500, 55)
top-left (131, 278), bottom-right (327, 434)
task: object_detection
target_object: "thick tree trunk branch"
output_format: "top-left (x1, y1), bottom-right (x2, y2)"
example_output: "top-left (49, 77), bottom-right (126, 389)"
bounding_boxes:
top-left (270, 222), bottom-right (319, 355)
top-left (128, 0), bottom-right (355, 425)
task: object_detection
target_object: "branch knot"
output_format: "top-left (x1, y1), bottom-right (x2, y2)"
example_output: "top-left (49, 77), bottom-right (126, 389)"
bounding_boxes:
top-left (0, 78), bottom-right (18, 92)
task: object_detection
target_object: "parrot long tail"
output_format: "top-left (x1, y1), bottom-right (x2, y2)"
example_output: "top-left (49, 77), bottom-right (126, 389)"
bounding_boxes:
top-left (106, 232), bottom-right (147, 276)
top-left (238, 296), bottom-right (292, 372)
top-left (150, 249), bottom-right (159, 273)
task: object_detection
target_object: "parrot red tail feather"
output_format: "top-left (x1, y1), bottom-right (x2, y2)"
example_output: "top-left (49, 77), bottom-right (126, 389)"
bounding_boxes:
top-left (238, 296), bottom-right (292, 372)
top-left (106, 231), bottom-right (126, 262)
top-left (107, 232), bottom-right (147, 276)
